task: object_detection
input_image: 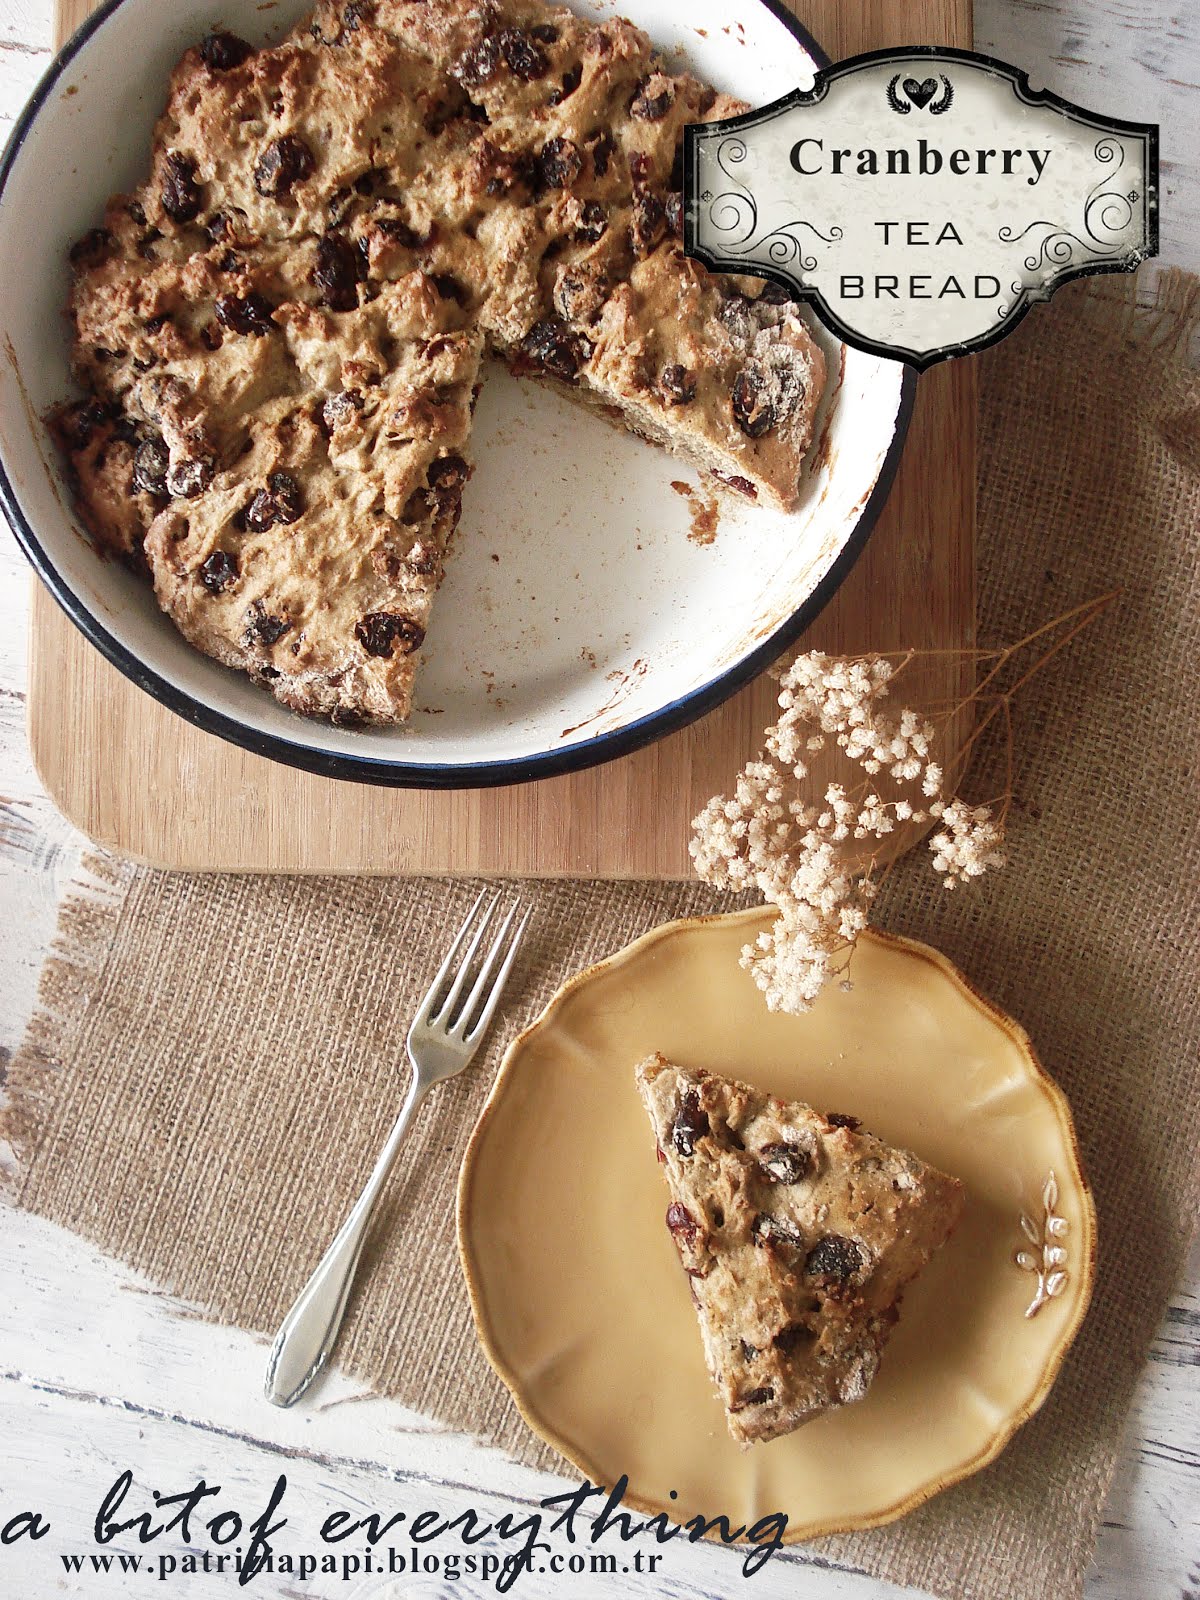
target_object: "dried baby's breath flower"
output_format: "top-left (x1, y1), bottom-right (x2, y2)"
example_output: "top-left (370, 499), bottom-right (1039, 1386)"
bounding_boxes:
top-left (692, 649), bottom-right (969, 1011)
top-left (691, 594), bottom-right (1117, 1014)
top-left (929, 800), bottom-right (1006, 889)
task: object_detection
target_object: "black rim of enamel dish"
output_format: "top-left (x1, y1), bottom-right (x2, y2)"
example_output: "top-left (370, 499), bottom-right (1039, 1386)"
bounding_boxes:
top-left (0, 0), bottom-right (916, 790)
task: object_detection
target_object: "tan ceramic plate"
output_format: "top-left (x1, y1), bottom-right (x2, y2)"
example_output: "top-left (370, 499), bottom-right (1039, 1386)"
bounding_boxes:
top-left (457, 913), bottom-right (1096, 1539)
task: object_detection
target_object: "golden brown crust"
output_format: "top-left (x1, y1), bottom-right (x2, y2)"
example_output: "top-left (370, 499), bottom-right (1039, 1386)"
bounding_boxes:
top-left (636, 1053), bottom-right (965, 1446)
top-left (58, 0), bottom-right (826, 722)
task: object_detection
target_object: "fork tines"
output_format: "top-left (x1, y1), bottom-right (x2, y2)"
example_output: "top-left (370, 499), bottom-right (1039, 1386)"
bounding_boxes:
top-left (421, 891), bottom-right (529, 1043)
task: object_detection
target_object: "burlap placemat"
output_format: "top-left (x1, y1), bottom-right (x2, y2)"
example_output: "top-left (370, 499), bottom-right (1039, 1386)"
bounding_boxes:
top-left (4, 270), bottom-right (1199, 1600)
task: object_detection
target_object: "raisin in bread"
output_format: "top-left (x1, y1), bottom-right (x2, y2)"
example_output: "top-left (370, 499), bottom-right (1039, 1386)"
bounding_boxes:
top-left (636, 1053), bottom-right (965, 1446)
top-left (56, 0), bottom-right (825, 723)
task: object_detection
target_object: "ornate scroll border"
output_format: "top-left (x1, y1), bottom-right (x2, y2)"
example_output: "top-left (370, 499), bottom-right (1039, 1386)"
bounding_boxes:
top-left (684, 45), bottom-right (1159, 371)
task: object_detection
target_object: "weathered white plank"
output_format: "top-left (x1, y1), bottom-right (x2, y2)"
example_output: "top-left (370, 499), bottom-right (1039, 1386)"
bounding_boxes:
top-left (0, 1207), bottom-right (1195, 1599)
top-left (0, 1208), bottom-right (920, 1600)
top-left (0, 0), bottom-right (52, 129)
top-left (975, 0), bottom-right (1200, 269)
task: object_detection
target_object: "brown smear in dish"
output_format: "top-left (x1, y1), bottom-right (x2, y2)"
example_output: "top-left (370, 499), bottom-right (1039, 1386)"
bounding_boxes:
top-left (7, 336), bottom-right (79, 542)
top-left (670, 478), bottom-right (720, 546)
top-left (561, 657), bottom-right (648, 739)
top-left (688, 493), bottom-right (720, 546)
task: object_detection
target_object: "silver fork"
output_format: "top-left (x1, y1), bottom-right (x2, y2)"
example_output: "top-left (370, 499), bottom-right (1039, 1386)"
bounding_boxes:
top-left (264, 892), bottom-right (530, 1408)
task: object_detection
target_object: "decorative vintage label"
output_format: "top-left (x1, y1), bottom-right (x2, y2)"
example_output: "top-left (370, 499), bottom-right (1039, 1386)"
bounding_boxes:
top-left (685, 48), bottom-right (1159, 368)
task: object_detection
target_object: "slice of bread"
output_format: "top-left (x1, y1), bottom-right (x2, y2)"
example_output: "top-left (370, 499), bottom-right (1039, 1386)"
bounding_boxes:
top-left (636, 1052), bottom-right (965, 1445)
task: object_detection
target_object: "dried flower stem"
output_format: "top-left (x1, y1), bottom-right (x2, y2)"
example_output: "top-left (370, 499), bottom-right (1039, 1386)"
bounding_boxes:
top-left (690, 593), bottom-right (1117, 1014)
top-left (943, 590), bottom-right (1119, 794)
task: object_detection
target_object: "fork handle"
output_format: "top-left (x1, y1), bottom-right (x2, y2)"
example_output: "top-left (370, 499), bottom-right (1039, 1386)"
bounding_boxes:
top-left (264, 1076), bottom-right (426, 1407)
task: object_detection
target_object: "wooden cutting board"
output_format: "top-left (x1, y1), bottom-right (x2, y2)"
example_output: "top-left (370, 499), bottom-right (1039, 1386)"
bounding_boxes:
top-left (32, 0), bottom-right (974, 877)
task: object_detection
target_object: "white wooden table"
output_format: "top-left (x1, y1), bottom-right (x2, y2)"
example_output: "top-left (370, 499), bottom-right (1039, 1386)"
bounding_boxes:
top-left (0, 2), bottom-right (1196, 1595)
